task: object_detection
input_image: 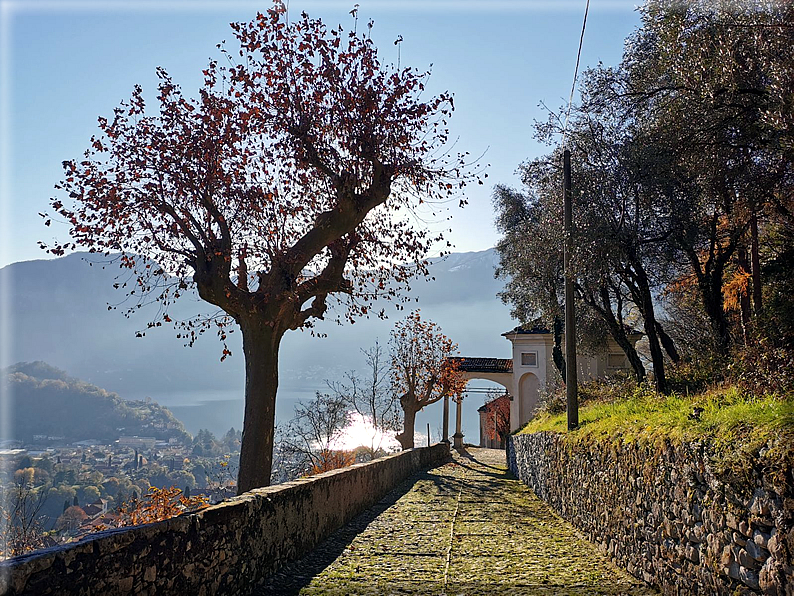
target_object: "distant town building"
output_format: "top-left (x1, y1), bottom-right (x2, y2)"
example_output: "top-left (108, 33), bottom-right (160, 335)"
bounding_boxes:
top-left (117, 436), bottom-right (157, 450)
top-left (33, 435), bottom-right (65, 442)
top-left (72, 439), bottom-right (101, 447)
top-left (82, 499), bottom-right (109, 519)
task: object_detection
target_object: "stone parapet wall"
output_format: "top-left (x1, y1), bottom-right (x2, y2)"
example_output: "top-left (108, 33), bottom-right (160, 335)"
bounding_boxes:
top-left (1, 444), bottom-right (450, 595)
top-left (508, 432), bottom-right (793, 595)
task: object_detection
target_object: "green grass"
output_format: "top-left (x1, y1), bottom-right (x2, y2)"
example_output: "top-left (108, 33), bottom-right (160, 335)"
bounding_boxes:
top-left (519, 384), bottom-right (794, 455)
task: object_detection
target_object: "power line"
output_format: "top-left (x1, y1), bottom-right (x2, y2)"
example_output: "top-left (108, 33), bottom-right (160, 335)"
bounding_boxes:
top-left (561, 0), bottom-right (591, 149)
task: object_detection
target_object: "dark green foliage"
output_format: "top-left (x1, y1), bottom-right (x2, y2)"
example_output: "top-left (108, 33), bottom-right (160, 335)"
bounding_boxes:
top-left (495, 1), bottom-right (794, 394)
top-left (54, 469), bottom-right (76, 485)
top-left (192, 429), bottom-right (224, 458)
top-left (15, 455), bottom-right (33, 470)
top-left (3, 361), bottom-right (191, 443)
top-left (33, 456), bottom-right (53, 473)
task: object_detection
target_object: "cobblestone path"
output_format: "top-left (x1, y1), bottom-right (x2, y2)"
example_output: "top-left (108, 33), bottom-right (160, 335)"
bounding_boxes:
top-left (259, 448), bottom-right (656, 595)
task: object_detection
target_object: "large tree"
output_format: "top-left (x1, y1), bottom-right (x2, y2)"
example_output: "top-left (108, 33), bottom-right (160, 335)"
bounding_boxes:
top-left (493, 140), bottom-right (656, 388)
top-left (561, 78), bottom-right (680, 391)
top-left (493, 183), bottom-right (568, 382)
top-left (42, 4), bottom-right (474, 492)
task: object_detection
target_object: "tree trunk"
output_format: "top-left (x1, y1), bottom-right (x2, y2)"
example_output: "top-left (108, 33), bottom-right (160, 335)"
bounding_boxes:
top-left (396, 407), bottom-right (417, 450)
top-left (682, 239), bottom-right (735, 356)
top-left (655, 322), bottom-right (681, 363)
top-left (643, 316), bottom-right (666, 391)
top-left (552, 315), bottom-right (566, 383)
top-left (612, 326), bottom-right (646, 384)
top-left (596, 286), bottom-right (645, 384)
top-left (700, 272), bottom-right (732, 355)
top-left (751, 212), bottom-right (762, 315)
top-left (625, 265), bottom-right (666, 392)
top-left (737, 247), bottom-right (753, 344)
top-left (237, 320), bottom-right (283, 494)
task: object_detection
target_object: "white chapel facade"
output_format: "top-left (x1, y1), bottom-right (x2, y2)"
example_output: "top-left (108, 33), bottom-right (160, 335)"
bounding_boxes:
top-left (456, 324), bottom-right (641, 433)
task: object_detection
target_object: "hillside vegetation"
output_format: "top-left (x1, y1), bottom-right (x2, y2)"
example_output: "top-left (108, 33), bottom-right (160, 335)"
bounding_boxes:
top-left (494, 1), bottom-right (792, 469)
top-left (520, 376), bottom-right (794, 478)
top-left (4, 361), bottom-right (190, 443)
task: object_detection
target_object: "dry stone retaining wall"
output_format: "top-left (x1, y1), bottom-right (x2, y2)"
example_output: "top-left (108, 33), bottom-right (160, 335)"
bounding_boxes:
top-left (1, 444), bottom-right (450, 595)
top-left (508, 432), bottom-right (793, 595)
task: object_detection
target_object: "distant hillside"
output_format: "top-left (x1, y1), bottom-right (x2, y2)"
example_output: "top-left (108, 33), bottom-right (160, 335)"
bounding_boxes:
top-left (4, 362), bottom-right (191, 443)
top-left (1, 249), bottom-right (512, 395)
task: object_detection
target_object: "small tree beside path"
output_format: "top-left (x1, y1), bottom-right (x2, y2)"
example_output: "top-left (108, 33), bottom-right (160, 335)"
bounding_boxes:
top-left (390, 311), bottom-right (465, 449)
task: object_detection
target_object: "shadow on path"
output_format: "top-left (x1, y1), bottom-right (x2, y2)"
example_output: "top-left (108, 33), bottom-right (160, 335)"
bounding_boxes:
top-left (257, 449), bottom-right (657, 596)
top-left (255, 466), bottom-right (450, 596)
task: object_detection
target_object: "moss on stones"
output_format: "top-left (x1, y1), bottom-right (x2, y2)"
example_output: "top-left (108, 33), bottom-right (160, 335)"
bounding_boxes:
top-left (298, 449), bottom-right (655, 595)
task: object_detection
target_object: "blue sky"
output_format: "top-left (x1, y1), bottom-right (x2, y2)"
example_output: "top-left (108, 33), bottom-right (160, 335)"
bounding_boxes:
top-left (0, 0), bottom-right (642, 269)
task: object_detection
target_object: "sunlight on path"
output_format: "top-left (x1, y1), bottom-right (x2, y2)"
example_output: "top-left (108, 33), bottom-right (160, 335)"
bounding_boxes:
top-left (262, 448), bottom-right (656, 595)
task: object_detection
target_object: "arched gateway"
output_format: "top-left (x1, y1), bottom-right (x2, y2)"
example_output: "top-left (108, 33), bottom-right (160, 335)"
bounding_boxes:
top-left (449, 357), bottom-right (513, 448)
top-left (448, 323), bottom-right (642, 440)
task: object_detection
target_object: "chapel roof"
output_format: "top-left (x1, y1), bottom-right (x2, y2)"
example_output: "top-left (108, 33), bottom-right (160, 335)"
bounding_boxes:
top-left (502, 321), bottom-right (644, 337)
top-left (501, 322), bottom-right (550, 336)
top-left (449, 357), bottom-right (513, 374)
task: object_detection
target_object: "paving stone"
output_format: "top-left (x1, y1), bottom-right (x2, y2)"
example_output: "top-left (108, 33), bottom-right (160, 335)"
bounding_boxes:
top-left (258, 448), bottom-right (657, 595)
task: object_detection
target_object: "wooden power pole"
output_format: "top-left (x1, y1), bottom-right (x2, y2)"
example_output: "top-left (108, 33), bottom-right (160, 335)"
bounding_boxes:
top-left (563, 149), bottom-right (579, 430)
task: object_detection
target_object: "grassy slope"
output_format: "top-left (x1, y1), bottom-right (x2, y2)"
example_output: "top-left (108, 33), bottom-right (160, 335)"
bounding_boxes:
top-left (518, 385), bottom-right (794, 474)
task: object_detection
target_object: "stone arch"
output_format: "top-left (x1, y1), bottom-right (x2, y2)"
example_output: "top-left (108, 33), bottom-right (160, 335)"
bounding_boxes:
top-left (518, 372), bottom-right (539, 426)
top-left (459, 372), bottom-right (511, 392)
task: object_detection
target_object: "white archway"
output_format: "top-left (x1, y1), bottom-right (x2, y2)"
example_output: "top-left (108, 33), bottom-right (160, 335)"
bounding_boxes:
top-left (459, 371), bottom-right (511, 391)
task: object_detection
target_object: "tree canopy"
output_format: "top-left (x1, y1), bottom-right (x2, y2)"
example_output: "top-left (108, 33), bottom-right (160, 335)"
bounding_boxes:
top-left (43, 2), bottom-right (477, 491)
top-left (494, 0), bottom-right (794, 394)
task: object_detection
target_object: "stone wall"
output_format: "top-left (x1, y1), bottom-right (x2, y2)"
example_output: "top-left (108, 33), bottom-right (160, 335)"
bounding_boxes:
top-left (508, 432), bottom-right (793, 596)
top-left (1, 444), bottom-right (450, 595)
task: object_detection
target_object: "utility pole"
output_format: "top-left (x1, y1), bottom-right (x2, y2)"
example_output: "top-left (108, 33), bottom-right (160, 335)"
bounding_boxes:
top-left (563, 149), bottom-right (579, 430)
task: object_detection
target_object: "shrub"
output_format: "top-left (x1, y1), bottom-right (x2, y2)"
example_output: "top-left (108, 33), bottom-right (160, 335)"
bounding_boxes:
top-left (729, 340), bottom-right (794, 397)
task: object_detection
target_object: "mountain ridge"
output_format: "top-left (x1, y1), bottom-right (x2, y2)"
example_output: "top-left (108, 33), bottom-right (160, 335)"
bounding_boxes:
top-left (2, 248), bottom-right (514, 437)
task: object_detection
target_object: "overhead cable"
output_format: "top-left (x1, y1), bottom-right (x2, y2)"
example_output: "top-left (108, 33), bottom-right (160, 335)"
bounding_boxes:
top-left (561, 0), bottom-right (591, 149)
